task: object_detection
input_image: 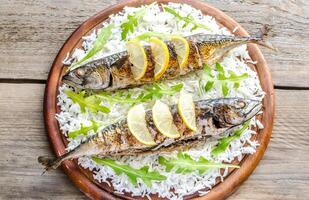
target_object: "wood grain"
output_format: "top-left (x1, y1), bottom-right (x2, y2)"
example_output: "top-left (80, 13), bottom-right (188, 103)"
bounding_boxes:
top-left (0, 0), bottom-right (308, 87)
top-left (0, 84), bottom-right (307, 199)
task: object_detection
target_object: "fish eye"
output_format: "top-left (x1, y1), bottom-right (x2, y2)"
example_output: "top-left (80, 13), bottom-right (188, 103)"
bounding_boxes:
top-left (233, 100), bottom-right (246, 109)
top-left (76, 68), bottom-right (85, 76)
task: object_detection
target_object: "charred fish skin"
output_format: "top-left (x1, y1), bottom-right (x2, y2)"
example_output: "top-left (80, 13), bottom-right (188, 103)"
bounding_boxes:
top-left (38, 98), bottom-right (261, 171)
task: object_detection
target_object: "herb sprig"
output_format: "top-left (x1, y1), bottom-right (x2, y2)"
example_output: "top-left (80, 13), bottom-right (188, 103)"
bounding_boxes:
top-left (202, 63), bottom-right (249, 97)
top-left (134, 31), bottom-right (170, 41)
top-left (159, 153), bottom-right (239, 174)
top-left (163, 6), bottom-right (209, 31)
top-left (211, 121), bottom-right (250, 156)
top-left (69, 24), bottom-right (114, 71)
top-left (65, 90), bottom-right (110, 114)
top-left (94, 83), bottom-right (183, 105)
top-left (121, 8), bottom-right (146, 40)
top-left (68, 119), bottom-right (102, 139)
top-left (92, 157), bottom-right (167, 186)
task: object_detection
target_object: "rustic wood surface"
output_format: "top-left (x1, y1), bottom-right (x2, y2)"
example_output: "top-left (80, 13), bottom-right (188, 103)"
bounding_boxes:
top-left (0, 0), bottom-right (308, 199)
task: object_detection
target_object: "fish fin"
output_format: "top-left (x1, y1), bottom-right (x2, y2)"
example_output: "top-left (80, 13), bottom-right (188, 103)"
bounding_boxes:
top-left (252, 25), bottom-right (278, 51)
top-left (38, 156), bottom-right (63, 172)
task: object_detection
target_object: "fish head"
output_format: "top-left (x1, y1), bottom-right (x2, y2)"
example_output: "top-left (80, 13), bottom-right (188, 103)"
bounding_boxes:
top-left (212, 98), bottom-right (262, 127)
top-left (62, 65), bottom-right (111, 90)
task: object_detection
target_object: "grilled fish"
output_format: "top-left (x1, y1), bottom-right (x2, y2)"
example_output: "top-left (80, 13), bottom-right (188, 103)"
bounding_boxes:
top-left (38, 98), bottom-right (262, 171)
top-left (63, 30), bottom-right (275, 91)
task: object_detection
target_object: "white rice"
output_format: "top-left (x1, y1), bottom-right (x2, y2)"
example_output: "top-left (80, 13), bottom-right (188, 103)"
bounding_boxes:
top-left (57, 3), bottom-right (265, 200)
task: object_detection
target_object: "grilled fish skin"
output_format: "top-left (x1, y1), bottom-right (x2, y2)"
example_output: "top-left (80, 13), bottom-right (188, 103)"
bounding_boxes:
top-left (62, 30), bottom-right (276, 92)
top-left (38, 98), bottom-right (262, 171)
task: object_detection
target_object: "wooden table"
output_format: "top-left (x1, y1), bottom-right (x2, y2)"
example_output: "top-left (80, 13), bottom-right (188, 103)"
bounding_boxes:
top-left (0, 0), bottom-right (308, 199)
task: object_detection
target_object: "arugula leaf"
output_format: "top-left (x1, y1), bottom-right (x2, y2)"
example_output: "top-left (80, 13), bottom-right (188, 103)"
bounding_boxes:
top-left (159, 153), bottom-right (239, 174)
top-left (70, 24), bottom-right (114, 71)
top-left (94, 83), bottom-right (183, 104)
top-left (163, 6), bottom-right (209, 31)
top-left (121, 8), bottom-right (146, 40)
top-left (92, 157), bottom-right (166, 186)
top-left (211, 121), bottom-right (250, 156)
top-left (144, 83), bottom-right (184, 99)
top-left (134, 31), bottom-right (170, 41)
top-left (201, 63), bottom-right (248, 97)
top-left (65, 90), bottom-right (110, 114)
top-left (68, 119), bottom-right (101, 139)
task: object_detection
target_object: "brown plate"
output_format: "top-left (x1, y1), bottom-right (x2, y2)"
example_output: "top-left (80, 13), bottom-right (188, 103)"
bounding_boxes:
top-left (44, 0), bottom-right (275, 199)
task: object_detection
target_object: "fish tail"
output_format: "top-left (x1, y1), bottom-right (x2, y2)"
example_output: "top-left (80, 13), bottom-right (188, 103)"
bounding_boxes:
top-left (38, 156), bottom-right (65, 173)
top-left (250, 25), bottom-right (278, 51)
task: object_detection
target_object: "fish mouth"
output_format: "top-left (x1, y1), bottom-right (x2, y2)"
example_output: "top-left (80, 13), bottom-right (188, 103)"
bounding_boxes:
top-left (62, 73), bottom-right (84, 89)
top-left (243, 99), bottom-right (263, 121)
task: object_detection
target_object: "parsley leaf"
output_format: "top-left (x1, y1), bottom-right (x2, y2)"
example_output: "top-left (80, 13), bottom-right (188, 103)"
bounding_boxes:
top-left (163, 6), bottom-right (209, 31)
top-left (159, 153), bottom-right (239, 174)
top-left (65, 90), bottom-right (110, 114)
top-left (70, 24), bottom-right (114, 71)
top-left (92, 157), bottom-right (166, 186)
top-left (68, 119), bottom-right (102, 139)
top-left (121, 8), bottom-right (146, 40)
top-left (211, 121), bottom-right (250, 156)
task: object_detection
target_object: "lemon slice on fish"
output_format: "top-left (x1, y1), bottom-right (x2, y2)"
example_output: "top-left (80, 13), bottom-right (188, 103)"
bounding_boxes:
top-left (178, 92), bottom-right (197, 131)
top-left (152, 100), bottom-right (180, 139)
top-left (170, 36), bottom-right (189, 69)
top-left (150, 37), bottom-right (170, 80)
top-left (127, 104), bottom-right (156, 146)
top-left (126, 40), bottom-right (148, 80)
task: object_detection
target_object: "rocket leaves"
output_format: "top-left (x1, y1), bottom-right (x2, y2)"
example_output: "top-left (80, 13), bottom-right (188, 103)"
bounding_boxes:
top-left (121, 8), bottom-right (146, 40)
top-left (94, 82), bottom-right (183, 104)
top-left (211, 121), bottom-right (250, 156)
top-left (163, 6), bottom-right (209, 31)
top-left (68, 119), bottom-right (102, 139)
top-left (202, 63), bottom-right (249, 97)
top-left (134, 31), bottom-right (170, 41)
top-left (92, 157), bottom-right (167, 187)
top-left (159, 153), bottom-right (239, 174)
top-left (64, 90), bottom-right (110, 114)
top-left (69, 24), bottom-right (114, 71)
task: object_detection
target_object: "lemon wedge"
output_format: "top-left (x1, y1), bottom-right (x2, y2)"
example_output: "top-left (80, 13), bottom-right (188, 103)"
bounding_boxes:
top-left (126, 40), bottom-right (148, 80)
top-left (178, 92), bottom-right (197, 131)
top-left (149, 37), bottom-right (170, 80)
top-left (152, 100), bottom-right (180, 138)
top-left (170, 35), bottom-right (190, 69)
top-left (127, 104), bottom-right (156, 146)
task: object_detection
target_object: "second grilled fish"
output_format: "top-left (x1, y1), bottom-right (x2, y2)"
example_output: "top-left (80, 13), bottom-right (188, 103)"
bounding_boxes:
top-left (38, 98), bottom-right (261, 171)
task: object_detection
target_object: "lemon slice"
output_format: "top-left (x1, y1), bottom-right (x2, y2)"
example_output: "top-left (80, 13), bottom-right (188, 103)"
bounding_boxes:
top-left (178, 92), bottom-right (197, 131)
top-left (127, 104), bottom-right (156, 146)
top-left (126, 40), bottom-right (148, 80)
top-left (152, 100), bottom-right (180, 138)
top-left (170, 35), bottom-right (190, 69)
top-left (149, 37), bottom-right (170, 80)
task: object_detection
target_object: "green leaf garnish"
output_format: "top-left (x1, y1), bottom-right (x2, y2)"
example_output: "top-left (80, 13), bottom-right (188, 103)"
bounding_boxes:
top-left (159, 153), bottom-right (239, 174)
top-left (144, 83), bottom-right (184, 99)
top-left (92, 157), bottom-right (166, 186)
top-left (121, 8), bottom-right (146, 40)
top-left (69, 24), bottom-right (114, 71)
top-left (134, 31), bottom-right (170, 41)
top-left (163, 6), bottom-right (209, 31)
top-left (94, 83), bottom-right (183, 104)
top-left (68, 119), bottom-right (102, 139)
top-left (201, 63), bottom-right (248, 97)
top-left (211, 121), bottom-right (250, 156)
top-left (64, 90), bottom-right (110, 114)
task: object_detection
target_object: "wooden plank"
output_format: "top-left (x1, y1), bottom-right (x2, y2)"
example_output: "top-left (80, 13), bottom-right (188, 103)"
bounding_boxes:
top-left (0, 0), bottom-right (308, 87)
top-left (0, 83), bottom-right (308, 199)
